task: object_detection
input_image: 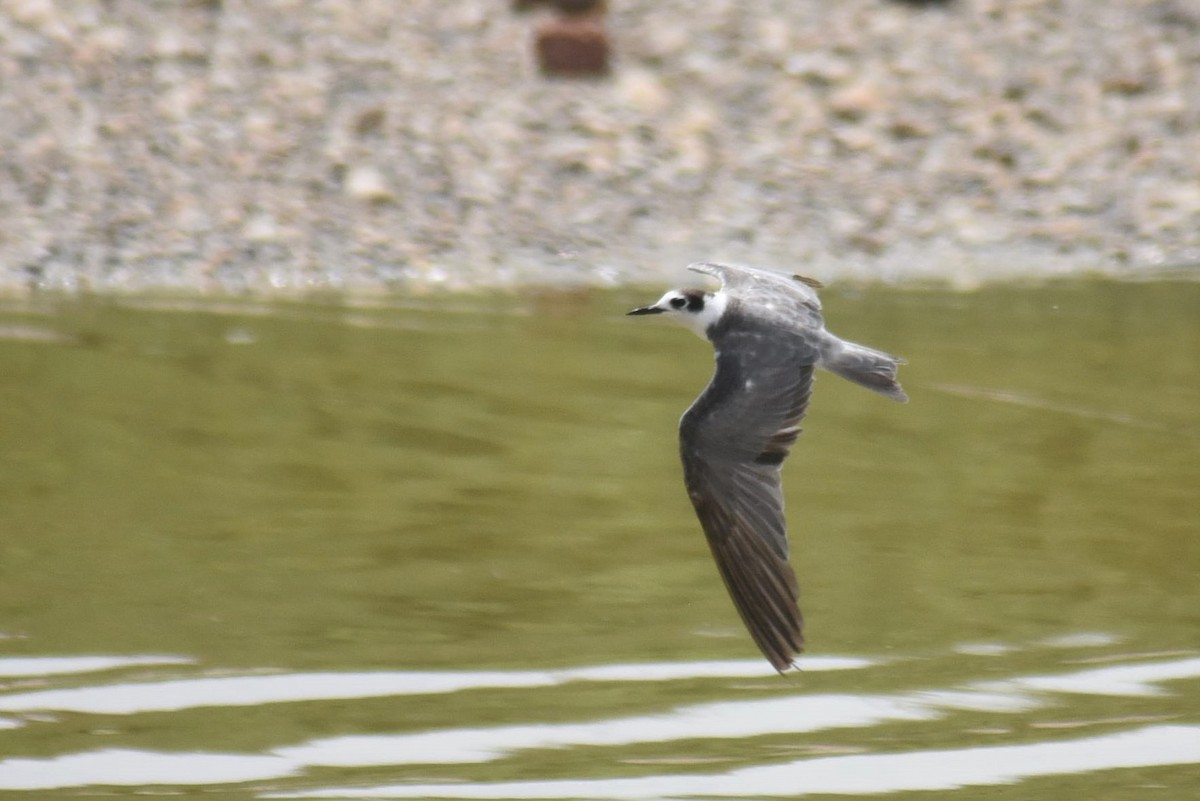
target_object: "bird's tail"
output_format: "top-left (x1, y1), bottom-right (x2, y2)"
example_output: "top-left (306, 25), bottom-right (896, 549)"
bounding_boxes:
top-left (820, 336), bottom-right (908, 402)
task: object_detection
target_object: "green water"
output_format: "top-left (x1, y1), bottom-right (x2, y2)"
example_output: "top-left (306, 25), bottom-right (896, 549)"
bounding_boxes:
top-left (0, 280), bottom-right (1197, 798)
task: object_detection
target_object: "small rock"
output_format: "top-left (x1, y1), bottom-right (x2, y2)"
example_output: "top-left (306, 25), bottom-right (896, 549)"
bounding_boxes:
top-left (353, 107), bottom-right (386, 137)
top-left (1101, 71), bottom-right (1154, 95)
top-left (535, 18), bottom-right (610, 77)
top-left (556, 0), bottom-right (606, 14)
top-left (889, 116), bottom-right (932, 139)
top-left (834, 126), bottom-right (878, 152)
top-left (784, 52), bottom-right (852, 85)
top-left (829, 80), bottom-right (885, 119)
top-left (156, 82), bottom-right (206, 121)
top-left (514, 0), bottom-right (606, 15)
top-left (242, 213), bottom-right (281, 243)
top-left (673, 102), bottom-right (718, 137)
top-left (344, 166), bottom-right (395, 203)
top-left (615, 69), bottom-right (669, 114)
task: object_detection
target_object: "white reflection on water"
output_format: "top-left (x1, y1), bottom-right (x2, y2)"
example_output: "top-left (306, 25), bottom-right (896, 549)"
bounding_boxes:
top-left (0, 650), bottom-right (1198, 793)
top-left (268, 725), bottom-right (1200, 799)
top-left (0, 655), bottom-right (192, 678)
top-left (276, 693), bottom-right (944, 767)
top-left (276, 657), bottom-right (1200, 771)
top-left (0, 655), bottom-right (194, 732)
top-left (975, 657), bottom-right (1200, 697)
top-left (1036, 632), bottom-right (1121, 649)
top-left (0, 749), bottom-right (295, 791)
top-left (0, 656), bottom-right (867, 715)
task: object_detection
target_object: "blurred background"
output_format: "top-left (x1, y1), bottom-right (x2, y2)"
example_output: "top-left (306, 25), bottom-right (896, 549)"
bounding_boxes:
top-left (1, 0), bottom-right (1198, 294)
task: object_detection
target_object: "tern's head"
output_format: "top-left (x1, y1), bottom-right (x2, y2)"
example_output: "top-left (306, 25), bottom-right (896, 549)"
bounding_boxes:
top-left (627, 288), bottom-right (726, 338)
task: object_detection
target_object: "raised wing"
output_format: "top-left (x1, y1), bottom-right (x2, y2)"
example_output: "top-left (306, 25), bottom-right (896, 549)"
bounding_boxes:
top-left (688, 261), bottom-right (823, 313)
top-left (679, 326), bottom-right (816, 671)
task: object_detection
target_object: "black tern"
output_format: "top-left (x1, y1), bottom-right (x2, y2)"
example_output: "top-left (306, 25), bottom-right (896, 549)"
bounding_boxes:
top-left (628, 262), bottom-right (907, 672)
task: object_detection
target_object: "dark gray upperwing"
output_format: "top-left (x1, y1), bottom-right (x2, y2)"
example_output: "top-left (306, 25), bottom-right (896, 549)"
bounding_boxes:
top-left (679, 326), bottom-right (816, 671)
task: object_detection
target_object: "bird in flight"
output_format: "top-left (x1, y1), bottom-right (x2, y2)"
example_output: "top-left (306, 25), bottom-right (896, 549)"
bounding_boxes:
top-left (628, 262), bottom-right (907, 672)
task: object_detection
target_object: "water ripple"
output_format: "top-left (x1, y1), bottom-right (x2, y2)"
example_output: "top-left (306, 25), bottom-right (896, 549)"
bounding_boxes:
top-left (0, 646), bottom-right (1197, 794)
top-left (266, 725), bottom-right (1200, 799)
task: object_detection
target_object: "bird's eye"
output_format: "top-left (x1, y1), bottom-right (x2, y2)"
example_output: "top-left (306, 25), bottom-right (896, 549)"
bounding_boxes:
top-left (669, 296), bottom-right (687, 309)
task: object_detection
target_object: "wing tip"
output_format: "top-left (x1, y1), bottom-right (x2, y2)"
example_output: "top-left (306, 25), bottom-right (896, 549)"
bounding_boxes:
top-left (766, 637), bottom-right (805, 673)
top-left (705, 523), bottom-right (805, 675)
top-left (686, 261), bottom-right (723, 280)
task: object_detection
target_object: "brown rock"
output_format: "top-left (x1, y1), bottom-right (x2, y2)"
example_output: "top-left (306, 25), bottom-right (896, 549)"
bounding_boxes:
top-left (536, 18), bottom-right (610, 77)
top-left (353, 106), bottom-right (386, 137)
top-left (514, 0), bottom-right (606, 15)
top-left (554, 0), bottom-right (606, 16)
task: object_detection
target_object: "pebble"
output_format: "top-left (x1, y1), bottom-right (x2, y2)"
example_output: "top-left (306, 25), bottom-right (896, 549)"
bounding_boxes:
top-left (0, 0), bottom-right (1197, 295)
top-left (242, 213), bottom-right (282, 244)
top-left (344, 166), bottom-right (395, 204)
top-left (829, 81), bottom-right (886, 120)
top-left (615, 69), bottom-right (670, 115)
top-left (535, 17), bottom-right (610, 77)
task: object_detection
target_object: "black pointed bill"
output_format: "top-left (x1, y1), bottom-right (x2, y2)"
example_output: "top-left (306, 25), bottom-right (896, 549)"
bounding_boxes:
top-left (627, 306), bottom-right (665, 316)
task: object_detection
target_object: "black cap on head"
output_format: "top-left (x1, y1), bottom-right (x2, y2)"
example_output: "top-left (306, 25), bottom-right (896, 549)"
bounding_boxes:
top-left (680, 289), bottom-right (706, 312)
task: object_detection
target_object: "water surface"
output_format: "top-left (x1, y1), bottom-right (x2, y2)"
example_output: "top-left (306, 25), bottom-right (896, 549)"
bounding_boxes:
top-left (0, 280), bottom-right (1197, 798)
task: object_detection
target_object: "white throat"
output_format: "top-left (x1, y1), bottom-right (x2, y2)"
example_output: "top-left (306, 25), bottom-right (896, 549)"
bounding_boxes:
top-left (679, 289), bottom-right (728, 339)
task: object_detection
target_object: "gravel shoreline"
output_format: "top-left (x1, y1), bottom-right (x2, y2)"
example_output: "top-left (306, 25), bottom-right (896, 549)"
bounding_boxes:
top-left (2, 0), bottom-right (1198, 296)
